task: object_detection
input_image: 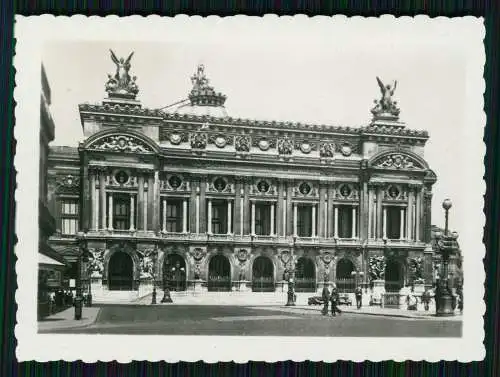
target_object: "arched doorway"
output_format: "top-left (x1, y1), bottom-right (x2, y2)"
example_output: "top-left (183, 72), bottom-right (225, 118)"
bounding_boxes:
top-left (108, 252), bottom-right (133, 290)
top-left (163, 254), bottom-right (187, 291)
top-left (335, 258), bottom-right (355, 293)
top-left (385, 259), bottom-right (404, 292)
top-left (208, 255), bottom-right (231, 292)
top-left (295, 257), bottom-right (316, 292)
top-left (252, 256), bottom-right (275, 292)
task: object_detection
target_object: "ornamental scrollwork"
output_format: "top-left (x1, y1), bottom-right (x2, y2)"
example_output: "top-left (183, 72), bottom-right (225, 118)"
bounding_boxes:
top-left (374, 153), bottom-right (422, 170)
top-left (235, 135), bottom-right (251, 152)
top-left (55, 174), bottom-right (80, 194)
top-left (277, 136), bottom-right (293, 155)
top-left (368, 256), bottom-right (386, 281)
top-left (91, 135), bottom-right (152, 153)
top-left (190, 132), bottom-right (207, 149)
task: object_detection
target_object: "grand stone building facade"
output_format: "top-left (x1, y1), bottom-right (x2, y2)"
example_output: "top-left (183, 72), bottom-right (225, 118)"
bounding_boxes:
top-left (47, 52), bottom-right (437, 301)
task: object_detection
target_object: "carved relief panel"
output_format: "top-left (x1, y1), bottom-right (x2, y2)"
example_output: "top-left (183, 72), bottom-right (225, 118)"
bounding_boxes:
top-left (334, 183), bottom-right (359, 201)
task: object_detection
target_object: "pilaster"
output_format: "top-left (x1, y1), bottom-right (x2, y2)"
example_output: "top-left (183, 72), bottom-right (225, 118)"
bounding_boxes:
top-left (276, 180), bottom-right (284, 237)
top-left (318, 183), bottom-right (327, 238)
top-left (199, 175), bottom-right (207, 233)
top-left (286, 181), bottom-right (294, 236)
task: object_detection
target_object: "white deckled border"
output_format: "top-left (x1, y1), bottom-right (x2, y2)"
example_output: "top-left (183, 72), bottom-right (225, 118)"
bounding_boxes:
top-left (14, 14), bottom-right (486, 362)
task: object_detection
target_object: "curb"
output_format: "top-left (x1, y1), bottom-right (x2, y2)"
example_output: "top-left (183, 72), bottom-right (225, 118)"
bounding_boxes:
top-left (38, 308), bottom-right (101, 333)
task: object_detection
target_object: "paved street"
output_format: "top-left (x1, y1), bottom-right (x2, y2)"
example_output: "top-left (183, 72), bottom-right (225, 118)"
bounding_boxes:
top-left (41, 304), bottom-right (462, 337)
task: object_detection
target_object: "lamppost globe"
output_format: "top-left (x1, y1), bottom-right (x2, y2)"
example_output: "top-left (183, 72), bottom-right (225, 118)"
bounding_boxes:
top-left (442, 198), bottom-right (452, 210)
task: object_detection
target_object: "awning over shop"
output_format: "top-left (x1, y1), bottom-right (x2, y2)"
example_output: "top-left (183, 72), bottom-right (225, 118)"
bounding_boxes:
top-left (39, 253), bottom-right (66, 270)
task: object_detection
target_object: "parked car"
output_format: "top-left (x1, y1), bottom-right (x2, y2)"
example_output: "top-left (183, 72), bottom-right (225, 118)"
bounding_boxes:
top-left (307, 294), bottom-right (353, 306)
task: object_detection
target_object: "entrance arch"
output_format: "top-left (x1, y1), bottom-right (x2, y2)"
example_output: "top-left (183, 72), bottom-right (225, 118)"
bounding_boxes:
top-left (208, 255), bottom-right (231, 292)
top-left (252, 256), bottom-right (275, 292)
top-left (163, 254), bottom-right (187, 291)
top-left (295, 257), bottom-right (316, 292)
top-left (385, 259), bottom-right (404, 292)
top-left (108, 252), bottom-right (133, 290)
top-left (336, 258), bottom-right (355, 293)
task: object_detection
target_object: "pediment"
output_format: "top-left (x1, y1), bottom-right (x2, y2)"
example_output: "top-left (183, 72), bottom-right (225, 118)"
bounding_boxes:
top-left (87, 134), bottom-right (154, 153)
top-left (371, 152), bottom-right (427, 170)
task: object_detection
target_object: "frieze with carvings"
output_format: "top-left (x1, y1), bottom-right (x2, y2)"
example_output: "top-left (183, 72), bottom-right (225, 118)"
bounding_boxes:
top-left (319, 142), bottom-right (335, 158)
top-left (383, 184), bottom-right (407, 201)
top-left (106, 169), bottom-right (139, 188)
top-left (373, 153), bottom-right (423, 170)
top-left (160, 174), bottom-right (190, 192)
top-left (235, 135), bottom-right (251, 152)
top-left (277, 136), bottom-right (294, 155)
top-left (294, 140), bottom-right (317, 154)
top-left (55, 174), bottom-right (80, 194)
top-left (207, 177), bottom-right (234, 194)
top-left (160, 130), bottom-right (189, 145)
top-left (208, 134), bottom-right (234, 148)
top-left (335, 183), bottom-right (359, 201)
top-left (190, 132), bottom-right (207, 149)
top-left (336, 141), bottom-right (356, 157)
top-left (251, 179), bottom-right (278, 196)
top-left (89, 135), bottom-right (153, 153)
top-left (252, 137), bottom-right (276, 151)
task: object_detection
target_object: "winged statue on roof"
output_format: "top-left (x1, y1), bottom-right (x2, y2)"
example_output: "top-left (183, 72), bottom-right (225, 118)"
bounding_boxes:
top-left (371, 76), bottom-right (400, 117)
top-left (105, 49), bottom-right (139, 96)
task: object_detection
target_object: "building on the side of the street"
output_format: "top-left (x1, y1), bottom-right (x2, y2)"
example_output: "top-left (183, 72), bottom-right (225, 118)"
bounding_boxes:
top-left (47, 53), bottom-right (439, 302)
top-left (38, 65), bottom-right (68, 318)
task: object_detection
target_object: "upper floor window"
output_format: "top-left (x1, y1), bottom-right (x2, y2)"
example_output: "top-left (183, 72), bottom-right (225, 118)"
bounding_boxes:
top-left (211, 200), bottom-right (227, 234)
top-left (255, 203), bottom-right (271, 235)
top-left (61, 199), bottom-right (79, 235)
top-left (297, 205), bottom-right (312, 237)
top-left (386, 206), bottom-right (403, 239)
top-left (113, 194), bottom-right (130, 230)
top-left (165, 200), bottom-right (182, 233)
top-left (338, 205), bottom-right (353, 238)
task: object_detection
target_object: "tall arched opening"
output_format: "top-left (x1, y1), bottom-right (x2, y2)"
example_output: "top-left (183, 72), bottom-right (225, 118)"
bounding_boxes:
top-left (335, 258), bottom-right (355, 293)
top-left (385, 259), bottom-right (404, 292)
top-left (208, 255), bottom-right (231, 292)
top-left (108, 252), bottom-right (133, 291)
top-left (295, 257), bottom-right (316, 292)
top-left (163, 254), bottom-right (187, 291)
top-left (252, 256), bottom-right (275, 292)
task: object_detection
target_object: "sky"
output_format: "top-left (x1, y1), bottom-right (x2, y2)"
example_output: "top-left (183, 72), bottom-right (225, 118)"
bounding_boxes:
top-left (41, 18), bottom-right (484, 241)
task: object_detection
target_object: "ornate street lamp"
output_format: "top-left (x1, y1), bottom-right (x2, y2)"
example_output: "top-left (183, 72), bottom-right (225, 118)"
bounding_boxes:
top-left (161, 254), bottom-right (173, 303)
top-left (150, 247), bottom-right (158, 305)
top-left (286, 236), bottom-right (297, 306)
top-left (75, 232), bottom-right (91, 320)
top-left (435, 199), bottom-right (458, 317)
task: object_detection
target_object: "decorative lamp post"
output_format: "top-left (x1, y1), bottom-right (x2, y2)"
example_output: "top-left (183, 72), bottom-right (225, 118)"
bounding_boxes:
top-left (151, 247), bottom-right (158, 305)
top-left (286, 236), bottom-right (297, 306)
top-left (75, 232), bottom-right (90, 320)
top-left (351, 270), bottom-right (364, 288)
top-left (435, 199), bottom-right (458, 317)
top-left (161, 255), bottom-right (173, 303)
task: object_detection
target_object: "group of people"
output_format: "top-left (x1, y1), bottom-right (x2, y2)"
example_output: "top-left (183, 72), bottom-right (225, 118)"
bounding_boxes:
top-left (320, 284), bottom-right (364, 316)
top-left (47, 289), bottom-right (74, 315)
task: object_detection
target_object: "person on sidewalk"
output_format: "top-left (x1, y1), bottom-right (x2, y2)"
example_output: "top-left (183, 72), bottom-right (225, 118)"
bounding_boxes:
top-left (321, 283), bottom-right (330, 315)
top-left (355, 286), bottom-right (363, 309)
top-left (330, 287), bottom-right (342, 316)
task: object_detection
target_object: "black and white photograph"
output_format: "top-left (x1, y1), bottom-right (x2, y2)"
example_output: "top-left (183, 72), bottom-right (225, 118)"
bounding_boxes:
top-left (14, 16), bottom-right (484, 362)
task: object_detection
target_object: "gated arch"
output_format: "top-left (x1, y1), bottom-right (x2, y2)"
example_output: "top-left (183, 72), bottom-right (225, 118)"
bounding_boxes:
top-left (385, 259), bottom-right (405, 292)
top-left (251, 256), bottom-right (275, 292)
top-left (336, 258), bottom-right (356, 293)
top-left (108, 252), bottom-right (134, 290)
top-left (208, 254), bottom-right (231, 292)
top-left (295, 257), bottom-right (316, 292)
top-left (163, 254), bottom-right (187, 291)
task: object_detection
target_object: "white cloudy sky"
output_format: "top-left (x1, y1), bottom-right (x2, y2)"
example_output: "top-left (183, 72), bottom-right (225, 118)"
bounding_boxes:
top-left (40, 17), bottom-right (484, 240)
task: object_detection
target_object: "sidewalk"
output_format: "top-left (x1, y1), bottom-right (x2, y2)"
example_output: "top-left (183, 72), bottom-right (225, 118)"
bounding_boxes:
top-left (38, 306), bottom-right (101, 332)
top-left (260, 304), bottom-right (463, 321)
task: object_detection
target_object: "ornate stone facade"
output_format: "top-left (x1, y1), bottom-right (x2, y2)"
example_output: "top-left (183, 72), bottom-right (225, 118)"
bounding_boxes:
top-left (47, 55), bottom-right (438, 302)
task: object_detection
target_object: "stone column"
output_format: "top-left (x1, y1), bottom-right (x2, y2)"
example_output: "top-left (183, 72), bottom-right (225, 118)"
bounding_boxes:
top-left (196, 191), bottom-right (200, 234)
top-left (153, 171), bottom-right (160, 233)
top-left (277, 181), bottom-right (284, 237)
top-left (81, 160), bottom-right (90, 232)
top-left (407, 188), bottom-right (414, 240)
top-left (162, 198), bottom-right (167, 233)
top-left (243, 178), bottom-right (251, 235)
top-left (360, 181), bottom-right (369, 240)
top-left (383, 206), bottom-right (387, 239)
top-left (293, 202), bottom-right (298, 237)
top-left (286, 182), bottom-right (294, 236)
top-left (376, 184), bottom-right (384, 239)
top-left (234, 179), bottom-right (242, 235)
top-left (108, 193), bottom-right (113, 230)
top-left (327, 184), bottom-right (334, 238)
top-left (95, 185), bottom-right (99, 231)
top-left (311, 204), bottom-right (316, 237)
top-left (251, 201), bottom-right (256, 235)
top-left (270, 202), bottom-right (275, 236)
top-left (207, 198), bottom-right (212, 234)
top-left (129, 195), bottom-right (135, 231)
top-left (99, 169), bottom-right (106, 230)
top-left (89, 169), bottom-right (96, 231)
top-left (183, 199), bottom-right (188, 233)
top-left (400, 208), bottom-right (405, 240)
top-left (240, 189), bottom-right (244, 236)
top-left (318, 184), bottom-right (326, 238)
top-left (137, 173), bottom-right (144, 231)
top-left (189, 177), bottom-right (197, 233)
top-left (334, 205), bottom-right (338, 238)
top-left (199, 176), bottom-right (207, 233)
top-left (415, 187), bottom-right (421, 241)
top-left (423, 189), bottom-right (433, 243)
top-left (351, 206), bottom-right (357, 238)
top-left (227, 200), bottom-right (232, 234)
top-left (368, 185), bottom-right (373, 239)
top-left (147, 173), bottom-right (154, 230)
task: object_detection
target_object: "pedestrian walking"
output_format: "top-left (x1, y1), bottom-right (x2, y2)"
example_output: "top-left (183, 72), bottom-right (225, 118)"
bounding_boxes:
top-left (330, 287), bottom-right (342, 316)
top-left (321, 283), bottom-right (330, 315)
top-left (355, 286), bottom-right (362, 309)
